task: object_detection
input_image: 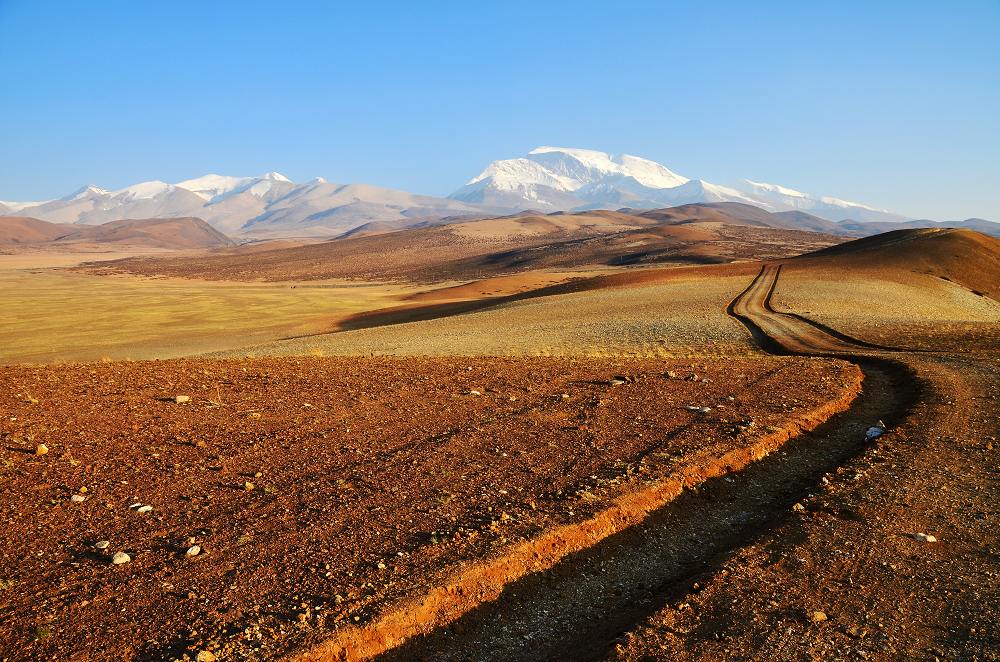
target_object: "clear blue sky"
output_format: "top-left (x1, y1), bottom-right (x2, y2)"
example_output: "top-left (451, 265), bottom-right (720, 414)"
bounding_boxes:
top-left (1, 1), bottom-right (997, 220)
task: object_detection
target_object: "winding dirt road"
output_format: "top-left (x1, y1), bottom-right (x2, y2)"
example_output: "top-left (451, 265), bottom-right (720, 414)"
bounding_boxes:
top-left (729, 264), bottom-right (883, 355)
top-left (362, 265), bottom-right (926, 661)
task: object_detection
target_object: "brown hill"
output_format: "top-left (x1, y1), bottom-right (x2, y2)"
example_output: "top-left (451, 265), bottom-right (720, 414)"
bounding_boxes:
top-left (796, 228), bottom-right (1000, 299)
top-left (634, 202), bottom-right (846, 235)
top-left (85, 208), bottom-right (842, 283)
top-left (0, 216), bottom-right (76, 244)
top-left (0, 216), bottom-right (233, 250)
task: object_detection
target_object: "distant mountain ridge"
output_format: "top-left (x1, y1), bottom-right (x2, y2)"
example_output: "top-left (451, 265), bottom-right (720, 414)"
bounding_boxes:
top-left (0, 173), bottom-right (488, 238)
top-left (2, 146), bottom-right (995, 238)
top-left (450, 146), bottom-right (910, 223)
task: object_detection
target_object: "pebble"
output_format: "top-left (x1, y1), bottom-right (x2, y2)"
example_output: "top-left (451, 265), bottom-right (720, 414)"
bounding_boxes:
top-left (70, 494), bottom-right (87, 503)
top-left (111, 552), bottom-right (131, 565)
top-left (609, 379), bottom-right (626, 386)
top-left (912, 532), bottom-right (938, 543)
top-left (377, 561), bottom-right (387, 570)
top-left (665, 371), bottom-right (678, 379)
top-left (561, 393), bottom-right (570, 400)
top-left (186, 545), bottom-right (201, 557)
top-left (811, 610), bottom-right (828, 623)
top-left (467, 390), bottom-right (482, 396)
top-left (136, 505), bottom-right (153, 514)
top-left (95, 540), bottom-right (110, 550)
top-left (792, 502), bottom-right (806, 512)
top-left (244, 481), bottom-right (255, 491)
top-left (174, 395), bottom-right (191, 404)
top-left (196, 652), bottom-right (217, 662)
top-left (35, 444), bottom-right (48, 456)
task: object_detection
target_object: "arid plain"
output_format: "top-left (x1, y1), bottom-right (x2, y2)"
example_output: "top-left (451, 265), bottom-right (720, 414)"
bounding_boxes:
top-left (1, 207), bottom-right (998, 661)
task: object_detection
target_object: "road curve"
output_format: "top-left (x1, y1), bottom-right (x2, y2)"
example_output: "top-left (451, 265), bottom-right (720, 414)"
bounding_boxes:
top-left (729, 264), bottom-right (870, 355)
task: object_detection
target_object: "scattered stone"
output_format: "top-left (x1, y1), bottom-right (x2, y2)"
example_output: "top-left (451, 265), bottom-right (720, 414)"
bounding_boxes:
top-left (70, 494), bottom-right (87, 503)
top-left (467, 390), bottom-right (482, 396)
top-left (609, 379), bottom-right (626, 386)
top-left (128, 503), bottom-right (143, 509)
top-left (376, 561), bottom-right (387, 570)
top-left (95, 540), bottom-right (110, 550)
top-left (174, 395), bottom-right (191, 404)
top-left (111, 552), bottom-right (131, 565)
top-left (865, 420), bottom-right (886, 441)
top-left (186, 545), bottom-right (201, 557)
top-left (665, 371), bottom-right (678, 379)
top-left (792, 502), bottom-right (806, 512)
top-left (136, 505), bottom-right (153, 514)
top-left (912, 532), bottom-right (938, 543)
top-left (561, 393), bottom-right (570, 400)
top-left (244, 481), bottom-right (255, 491)
top-left (79, 486), bottom-right (88, 494)
top-left (35, 444), bottom-right (48, 456)
top-left (196, 651), bottom-right (217, 662)
top-left (811, 610), bottom-right (828, 623)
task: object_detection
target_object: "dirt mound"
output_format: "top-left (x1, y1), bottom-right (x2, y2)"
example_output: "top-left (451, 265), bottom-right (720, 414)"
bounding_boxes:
top-left (0, 216), bottom-right (233, 250)
top-left (797, 228), bottom-right (1000, 299)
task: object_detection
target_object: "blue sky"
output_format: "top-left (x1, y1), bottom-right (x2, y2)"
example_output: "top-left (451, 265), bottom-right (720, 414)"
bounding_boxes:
top-left (1, 1), bottom-right (997, 220)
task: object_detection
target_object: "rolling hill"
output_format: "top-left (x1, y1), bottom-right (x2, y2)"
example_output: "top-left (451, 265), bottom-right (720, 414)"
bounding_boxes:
top-left (0, 216), bottom-right (234, 250)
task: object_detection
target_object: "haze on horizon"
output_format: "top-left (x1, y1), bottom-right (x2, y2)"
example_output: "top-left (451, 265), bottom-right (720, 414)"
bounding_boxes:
top-left (1, 0), bottom-right (997, 221)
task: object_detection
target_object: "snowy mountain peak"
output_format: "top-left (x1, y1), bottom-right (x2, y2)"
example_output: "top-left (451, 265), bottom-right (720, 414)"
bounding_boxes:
top-left (112, 180), bottom-right (173, 200)
top-left (63, 185), bottom-right (110, 201)
top-left (260, 171), bottom-right (291, 182)
top-left (451, 146), bottom-right (907, 222)
top-left (741, 179), bottom-right (809, 199)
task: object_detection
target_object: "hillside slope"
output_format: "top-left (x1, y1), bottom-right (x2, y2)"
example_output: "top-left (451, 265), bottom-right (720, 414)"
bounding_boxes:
top-left (798, 228), bottom-right (1000, 299)
top-left (0, 216), bottom-right (233, 250)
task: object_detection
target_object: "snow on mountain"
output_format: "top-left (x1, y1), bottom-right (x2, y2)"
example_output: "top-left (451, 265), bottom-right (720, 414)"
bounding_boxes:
top-left (111, 180), bottom-right (173, 201)
top-left (6, 172), bottom-right (484, 237)
top-left (452, 146), bottom-right (691, 210)
top-left (451, 146), bottom-right (909, 222)
top-left (737, 179), bottom-right (906, 222)
top-left (4, 148), bottom-right (914, 236)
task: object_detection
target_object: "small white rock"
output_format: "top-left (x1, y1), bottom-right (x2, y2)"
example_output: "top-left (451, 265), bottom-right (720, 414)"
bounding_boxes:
top-left (128, 502), bottom-right (143, 509)
top-left (136, 505), bottom-right (153, 514)
top-left (95, 540), bottom-right (110, 550)
top-left (467, 390), bottom-right (482, 396)
top-left (70, 494), bottom-right (87, 503)
top-left (186, 545), bottom-right (201, 557)
top-left (174, 395), bottom-right (191, 404)
top-left (111, 551), bottom-right (131, 565)
top-left (912, 532), bottom-right (938, 543)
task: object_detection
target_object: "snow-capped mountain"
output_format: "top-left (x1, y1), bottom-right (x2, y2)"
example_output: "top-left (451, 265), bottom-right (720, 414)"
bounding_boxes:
top-left (4, 173), bottom-right (486, 237)
top-left (451, 146), bottom-right (908, 222)
top-left (3, 148), bottom-right (913, 237)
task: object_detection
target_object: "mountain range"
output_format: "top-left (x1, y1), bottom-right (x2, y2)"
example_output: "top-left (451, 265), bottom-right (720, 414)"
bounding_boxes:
top-left (450, 146), bottom-right (908, 222)
top-left (0, 173), bottom-right (486, 238)
top-left (2, 146), bottom-right (991, 237)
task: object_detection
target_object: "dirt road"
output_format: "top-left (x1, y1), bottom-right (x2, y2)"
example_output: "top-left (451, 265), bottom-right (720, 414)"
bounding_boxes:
top-left (371, 262), bottom-right (999, 661)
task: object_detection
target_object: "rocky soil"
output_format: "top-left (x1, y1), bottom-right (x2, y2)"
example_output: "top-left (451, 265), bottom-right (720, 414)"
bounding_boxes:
top-left (0, 355), bottom-right (857, 660)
